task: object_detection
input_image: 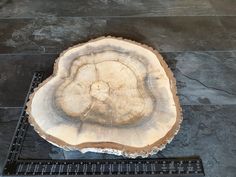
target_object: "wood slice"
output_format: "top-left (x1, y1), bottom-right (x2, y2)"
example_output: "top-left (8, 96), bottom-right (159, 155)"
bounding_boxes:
top-left (26, 37), bottom-right (182, 157)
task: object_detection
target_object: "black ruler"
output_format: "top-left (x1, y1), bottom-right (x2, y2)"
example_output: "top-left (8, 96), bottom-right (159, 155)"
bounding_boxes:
top-left (3, 72), bottom-right (205, 176)
top-left (5, 158), bottom-right (204, 176)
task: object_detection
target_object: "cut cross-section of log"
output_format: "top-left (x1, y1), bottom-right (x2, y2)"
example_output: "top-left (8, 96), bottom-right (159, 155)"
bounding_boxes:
top-left (26, 36), bottom-right (182, 158)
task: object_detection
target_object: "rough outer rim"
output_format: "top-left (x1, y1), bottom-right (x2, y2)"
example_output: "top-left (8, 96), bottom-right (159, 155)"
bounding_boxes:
top-left (26, 36), bottom-right (182, 158)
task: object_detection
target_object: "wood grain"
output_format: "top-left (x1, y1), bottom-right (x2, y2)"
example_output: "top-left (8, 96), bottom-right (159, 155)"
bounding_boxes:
top-left (26, 37), bottom-right (181, 157)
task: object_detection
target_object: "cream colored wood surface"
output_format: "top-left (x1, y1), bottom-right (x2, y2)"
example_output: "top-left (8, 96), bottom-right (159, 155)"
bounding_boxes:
top-left (27, 37), bottom-right (182, 157)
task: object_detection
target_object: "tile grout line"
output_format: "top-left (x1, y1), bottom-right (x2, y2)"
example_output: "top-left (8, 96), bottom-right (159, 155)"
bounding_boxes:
top-left (0, 15), bottom-right (236, 20)
top-left (0, 50), bottom-right (236, 56)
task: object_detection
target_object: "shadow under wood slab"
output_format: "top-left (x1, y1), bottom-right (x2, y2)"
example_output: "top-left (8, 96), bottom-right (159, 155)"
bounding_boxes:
top-left (26, 37), bottom-right (181, 158)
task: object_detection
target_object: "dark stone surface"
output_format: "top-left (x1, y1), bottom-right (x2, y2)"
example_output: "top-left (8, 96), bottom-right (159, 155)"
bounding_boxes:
top-left (0, 54), bottom-right (56, 107)
top-left (209, 0), bottom-right (236, 16)
top-left (0, 0), bottom-right (216, 18)
top-left (0, 1), bottom-right (236, 177)
top-left (219, 17), bottom-right (236, 48)
top-left (161, 105), bottom-right (236, 177)
top-left (166, 51), bottom-right (236, 105)
top-left (0, 17), bottom-right (235, 54)
top-left (0, 106), bottom-right (236, 177)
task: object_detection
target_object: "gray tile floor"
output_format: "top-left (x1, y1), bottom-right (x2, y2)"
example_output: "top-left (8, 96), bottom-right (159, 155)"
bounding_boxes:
top-left (0, 1), bottom-right (236, 177)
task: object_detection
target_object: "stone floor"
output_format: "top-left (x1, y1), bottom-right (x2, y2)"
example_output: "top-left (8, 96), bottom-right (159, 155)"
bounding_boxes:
top-left (0, 0), bottom-right (236, 177)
